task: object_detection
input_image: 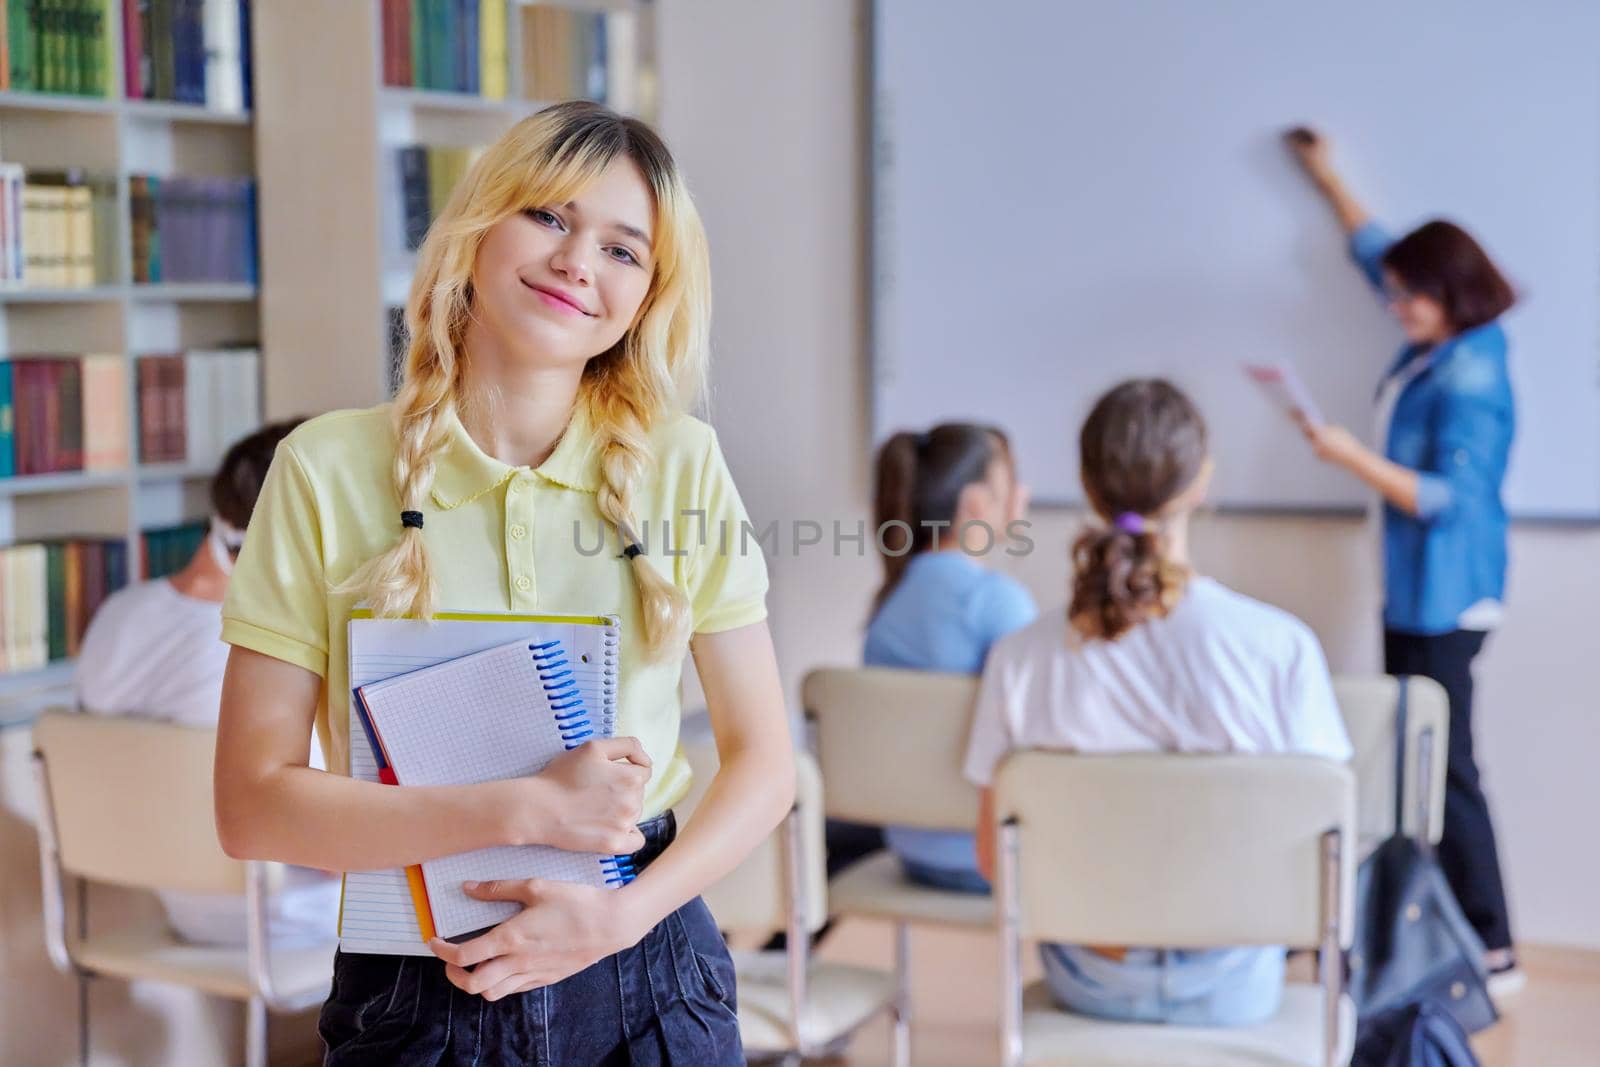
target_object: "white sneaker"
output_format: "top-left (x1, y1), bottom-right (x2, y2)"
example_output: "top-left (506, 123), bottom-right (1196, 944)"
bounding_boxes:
top-left (1487, 965), bottom-right (1527, 1002)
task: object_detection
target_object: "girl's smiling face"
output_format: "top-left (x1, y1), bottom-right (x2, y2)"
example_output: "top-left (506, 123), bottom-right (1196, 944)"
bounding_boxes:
top-left (471, 158), bottom-right (657, 368)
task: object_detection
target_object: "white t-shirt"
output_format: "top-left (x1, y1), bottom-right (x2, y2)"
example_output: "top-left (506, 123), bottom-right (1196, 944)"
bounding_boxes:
top-left (74, 579), bottom-right (339, 948)
top-left (964, 577), bottom-right (1353, 787)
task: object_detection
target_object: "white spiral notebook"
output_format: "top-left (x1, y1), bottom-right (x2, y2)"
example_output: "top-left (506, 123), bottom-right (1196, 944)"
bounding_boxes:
top-left (341, 611), bottom-right (623, 954)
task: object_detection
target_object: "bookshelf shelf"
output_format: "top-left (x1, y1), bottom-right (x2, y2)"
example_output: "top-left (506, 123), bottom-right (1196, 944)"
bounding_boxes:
top-left (0, 91), bottom-right (117, 115)
top-left (0, 470), bottom-right (129, 496)
top-left (120, 99), bottom-right (253, 125)
top-left (0, 287), bottom-right (125, 303)
top-left (134, 462), bottom-right (214, 482)
top-left (0, 660), bottom-right (75, 723)
top-left (129, 283), bottom-right (259, 303)
top-left (379, 87), bottom-right (535, 116)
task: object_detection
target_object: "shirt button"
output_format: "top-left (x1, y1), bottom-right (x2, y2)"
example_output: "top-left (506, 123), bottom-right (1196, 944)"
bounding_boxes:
top-left (515, 575), bottom-right (532, 592)
top-left (509, 523), bottom-right (527, 540)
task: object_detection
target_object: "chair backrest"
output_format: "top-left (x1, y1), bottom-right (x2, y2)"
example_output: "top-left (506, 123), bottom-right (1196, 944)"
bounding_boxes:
top-left (678, 738), bottom-right (828, 937)
top-left (993, 752), bottom-right (1355, 948)
top-left (802, 666), bottom-right (980, 830)
top-left (1332, 674), bottom-right (1448, 845)
top-left (32, 710), bottom-right (246, 895)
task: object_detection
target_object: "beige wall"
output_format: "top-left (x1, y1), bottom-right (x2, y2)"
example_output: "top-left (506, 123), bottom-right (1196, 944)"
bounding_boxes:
top-left (659, 0), bottom-right (1600, 950)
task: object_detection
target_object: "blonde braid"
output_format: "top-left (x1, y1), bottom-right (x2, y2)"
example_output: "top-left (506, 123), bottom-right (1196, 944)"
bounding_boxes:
top-left (587, 362), bottom-right (692, 659)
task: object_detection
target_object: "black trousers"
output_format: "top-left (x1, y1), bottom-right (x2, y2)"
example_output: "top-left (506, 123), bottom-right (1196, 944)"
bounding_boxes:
top-left (1384, 628), bottom-right (1513, 951)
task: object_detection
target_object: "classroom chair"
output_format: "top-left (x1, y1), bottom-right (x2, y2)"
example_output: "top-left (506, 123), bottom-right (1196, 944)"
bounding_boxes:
top-left (31, 710), bottom-right (335, 1067)
top-left (993, 752), bottom-right (1357, 1067)
top-left (678, 737), bottom-right (903, 1066)
top-left (1332, 674), bottom-right (1449, 848)
top-left (802, 668), bottom-right (991, 1054)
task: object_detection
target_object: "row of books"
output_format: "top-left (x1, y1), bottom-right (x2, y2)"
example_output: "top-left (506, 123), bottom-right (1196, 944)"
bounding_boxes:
top-left (0, 538), bottom-right (128, 673)
top-left (142, 518), bottom-right (205, 580)
top-left (0, 0), bottom-right (109, 97)
top-left (130, 174), bottom-right (258, 284)
top-left (135, 347), bottom-right (260, 467)
top-left (0, 355), bottom-right (126, 477)
top-left (381, 0), bottom-right (508, 98)
top-left (122, 0), bottom-right (252, 111)
top-left (395, 144), bottom-right (480, 251)
top-left (522, 5), bottom-right (640, 113)
top-left (0, 165), bottom-right (117, 288)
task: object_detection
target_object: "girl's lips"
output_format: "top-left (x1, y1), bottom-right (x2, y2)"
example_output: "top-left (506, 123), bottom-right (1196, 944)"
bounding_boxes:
top-left (524, 280), bottom-right (593, 316)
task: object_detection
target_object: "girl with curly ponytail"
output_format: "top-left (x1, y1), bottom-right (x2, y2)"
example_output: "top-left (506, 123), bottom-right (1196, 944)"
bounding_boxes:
top-left (965, 378), bottom-right (1352, 1029)
top-left (214, 102), bottom-right (790, 1064)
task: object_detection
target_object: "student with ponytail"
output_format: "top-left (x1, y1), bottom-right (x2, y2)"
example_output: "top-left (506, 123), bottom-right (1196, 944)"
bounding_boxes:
top-left (213, 102), bottom-right (790, 1064)
top-left (964, 379), bottom-right (1351, 1026)
top-left (859, 423), bottom-right (1035, 892)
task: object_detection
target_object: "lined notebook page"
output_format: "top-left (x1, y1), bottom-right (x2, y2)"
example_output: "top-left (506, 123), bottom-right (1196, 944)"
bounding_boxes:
top-left (358, 639), bottom-right (615, 938)
top-left (343, 614), bottom-right (618, 954)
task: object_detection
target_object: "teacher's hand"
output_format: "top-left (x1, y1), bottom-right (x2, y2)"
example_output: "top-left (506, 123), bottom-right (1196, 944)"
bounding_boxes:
top-left (1295, 414), bottom-right (1365, 469)
top-left (1284, 125), bottom-right (1334, 181)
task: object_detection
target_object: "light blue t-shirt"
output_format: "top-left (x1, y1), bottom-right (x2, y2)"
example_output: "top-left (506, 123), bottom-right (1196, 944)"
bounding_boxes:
top-left (864, 550), bottom-right (1037, 879)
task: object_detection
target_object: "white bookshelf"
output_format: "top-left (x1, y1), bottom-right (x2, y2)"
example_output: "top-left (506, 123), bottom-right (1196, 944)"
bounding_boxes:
top-left (0, 4), bottom-right (262, 708)
top-left (252, 0), bottom-right (656, 417)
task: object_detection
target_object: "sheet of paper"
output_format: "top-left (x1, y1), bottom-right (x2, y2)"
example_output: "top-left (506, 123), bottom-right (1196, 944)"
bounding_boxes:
top-left (1244, 362), bottom-right (1323, 425)
top-left (339, 613), bottom-right (618, 954)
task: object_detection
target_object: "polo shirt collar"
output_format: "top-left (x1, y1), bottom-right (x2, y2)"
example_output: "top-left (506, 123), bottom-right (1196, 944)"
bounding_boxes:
top-left (430, 401), bottom-right (602, 510)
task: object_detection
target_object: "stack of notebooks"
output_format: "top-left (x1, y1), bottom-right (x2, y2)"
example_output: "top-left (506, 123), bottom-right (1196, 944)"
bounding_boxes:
top-left (342, 611), bottom-right (631, 953)
top-left (0, 355), bottom-right (128, 477)
top-left (0, 537), bottom-right (129, 673)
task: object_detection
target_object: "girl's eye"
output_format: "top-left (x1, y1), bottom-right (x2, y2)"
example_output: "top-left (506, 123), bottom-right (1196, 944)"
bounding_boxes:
top-left (526, 208), bottom-right (562, 228)
top-left (606, 246), bottom-right (640, 266)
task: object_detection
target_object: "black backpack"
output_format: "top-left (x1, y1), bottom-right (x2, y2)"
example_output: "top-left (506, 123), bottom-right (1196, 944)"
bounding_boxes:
top-left (1352, 1001), bottom-right (1482, 1067)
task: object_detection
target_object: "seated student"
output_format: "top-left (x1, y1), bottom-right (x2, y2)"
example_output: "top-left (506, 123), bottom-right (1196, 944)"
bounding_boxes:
top-left (966, 380), bottom-right (1352, 1026)
top-left (862, 423), bottom-right (1036, 893)
top-left (74, 418), bottom-right (336, 948)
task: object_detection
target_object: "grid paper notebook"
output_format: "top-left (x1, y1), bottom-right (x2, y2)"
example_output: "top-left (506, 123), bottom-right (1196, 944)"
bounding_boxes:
top-left (357, 637), bottom-right (630, 939)
top-left (342, 613), bottom-right (620, 954)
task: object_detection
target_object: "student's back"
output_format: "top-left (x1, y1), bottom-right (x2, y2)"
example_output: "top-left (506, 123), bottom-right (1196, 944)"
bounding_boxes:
top-left (861, 425), bottom-right (1035, 892)
top-left (73, 420), bottom-right (338, 948)
top-left (965, 380), bottom-right (1351, 1027)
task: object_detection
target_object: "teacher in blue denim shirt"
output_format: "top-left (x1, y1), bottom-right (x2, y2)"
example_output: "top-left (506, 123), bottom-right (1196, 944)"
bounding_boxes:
top-left (1286, 127), bottom-right (1520, 995)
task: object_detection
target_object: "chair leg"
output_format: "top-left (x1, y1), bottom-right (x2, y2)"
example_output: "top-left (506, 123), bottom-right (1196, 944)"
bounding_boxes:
top-left (77, 974), bottom-right (90, 1067)
top-left (892, 922), bottom-right (912, 1067)
top-left (245, 996), bottom-right (267, 1067)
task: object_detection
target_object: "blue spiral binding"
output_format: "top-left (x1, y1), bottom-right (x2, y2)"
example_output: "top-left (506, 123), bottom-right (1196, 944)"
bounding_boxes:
top-left (530, 630), bottom-right (635, 885)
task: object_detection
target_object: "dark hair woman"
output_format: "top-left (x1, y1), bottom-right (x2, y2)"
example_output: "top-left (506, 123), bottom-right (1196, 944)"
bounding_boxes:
top-left (1287, 125), bottom-right (1520, 993)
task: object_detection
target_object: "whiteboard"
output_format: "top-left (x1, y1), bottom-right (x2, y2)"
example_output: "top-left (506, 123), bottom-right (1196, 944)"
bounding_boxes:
top-left (871, 0), bottom-right (1600, 517)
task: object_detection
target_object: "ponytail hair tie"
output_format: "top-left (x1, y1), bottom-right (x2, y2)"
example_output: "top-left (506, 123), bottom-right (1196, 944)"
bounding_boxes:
top-left (400, 510), bottom-right (425, 530)
top-left (621, 543), bottom-right (643, 560)
top-left (1113, 512), bottom-right (1146, 535)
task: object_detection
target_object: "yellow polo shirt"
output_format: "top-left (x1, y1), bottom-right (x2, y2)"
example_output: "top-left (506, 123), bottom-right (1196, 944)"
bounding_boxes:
top-left (220, 402), bottom-right (769, 817)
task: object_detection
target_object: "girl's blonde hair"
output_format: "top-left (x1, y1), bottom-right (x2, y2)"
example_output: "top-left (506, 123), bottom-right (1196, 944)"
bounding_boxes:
top-left (341, 101), bottom-right (710, 658)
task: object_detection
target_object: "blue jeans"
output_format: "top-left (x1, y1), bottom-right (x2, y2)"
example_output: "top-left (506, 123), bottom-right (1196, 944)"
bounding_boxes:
top-left (900, 857), bottom-right (991, 895)
top-left (319, 812), bottom-right (741, 1065)
top-left (1041, 944), bottom-right (1287, 1027)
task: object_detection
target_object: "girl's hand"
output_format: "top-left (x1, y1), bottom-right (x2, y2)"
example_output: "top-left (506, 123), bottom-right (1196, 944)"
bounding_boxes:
top-left (1284, 125), bottom-right (1333, 180)
top-left (429, 879), bottom-right (645, 999)
top-left (523, 737), bottom-right (651, 854)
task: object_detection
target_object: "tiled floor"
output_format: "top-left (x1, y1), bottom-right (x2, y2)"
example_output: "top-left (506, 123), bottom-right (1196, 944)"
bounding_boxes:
top-left (812, 918), bottom-right (1600, 1067)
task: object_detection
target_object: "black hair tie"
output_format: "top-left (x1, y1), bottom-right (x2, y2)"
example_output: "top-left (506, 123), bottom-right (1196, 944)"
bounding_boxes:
top-left (400, 510), bottom-right (425, 530)
top-left (621, 543), bottom-right (643, 560)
